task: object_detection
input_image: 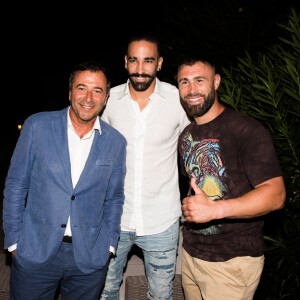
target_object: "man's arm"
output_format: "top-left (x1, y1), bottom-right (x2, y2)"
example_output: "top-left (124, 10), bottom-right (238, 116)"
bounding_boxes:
top-left (182, 177), bottom-right (286, 223)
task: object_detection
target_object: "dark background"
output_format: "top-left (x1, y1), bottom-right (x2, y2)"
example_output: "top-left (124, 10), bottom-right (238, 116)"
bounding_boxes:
top-left (2, 0), bottom-right (300, 189)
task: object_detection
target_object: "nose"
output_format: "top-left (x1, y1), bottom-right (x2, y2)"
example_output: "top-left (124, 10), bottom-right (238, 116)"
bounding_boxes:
top-left (86, 90), bottom-right (93, 102)
top-left (188, 82), bottom-right (197, 93)
top-left (137, 62), bottom-right (144, 74)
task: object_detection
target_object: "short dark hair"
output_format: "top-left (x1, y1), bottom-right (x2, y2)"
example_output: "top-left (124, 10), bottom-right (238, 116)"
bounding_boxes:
top-left (69, 60), bottom-right (111, 95)
top-left (176, 56), bottom-right (218, 80)
top-left (127, 33), bottom-right (161, 57)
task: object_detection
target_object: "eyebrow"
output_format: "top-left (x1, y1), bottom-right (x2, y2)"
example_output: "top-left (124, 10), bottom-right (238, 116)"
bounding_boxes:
top-left (128, 56), bottom-right (156, 61)
top-left (178, 75), bottom-right (206, 82)
top-left (76, 83), bottom-right (104, 91)
top-left (177, 77), bottom-right (188, 83)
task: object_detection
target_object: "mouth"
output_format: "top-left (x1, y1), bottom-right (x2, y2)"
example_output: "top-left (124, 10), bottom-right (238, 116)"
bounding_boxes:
top-left (81, 104), bottom-right (94, 110)
top-left (186, 96), bottom-right (203, 105)
top-left (134, 76), bottom-right (148, 82)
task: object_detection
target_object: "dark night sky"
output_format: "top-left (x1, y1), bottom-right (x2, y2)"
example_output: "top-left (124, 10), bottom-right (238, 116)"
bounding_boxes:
top-left (2, 0), bottom-right (299, 187)
top-left (6, 0), bottom-right (299, 121)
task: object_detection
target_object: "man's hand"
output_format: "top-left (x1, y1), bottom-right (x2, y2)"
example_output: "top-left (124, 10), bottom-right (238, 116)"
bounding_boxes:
top-left (182, 178), bottom-right (218, 223)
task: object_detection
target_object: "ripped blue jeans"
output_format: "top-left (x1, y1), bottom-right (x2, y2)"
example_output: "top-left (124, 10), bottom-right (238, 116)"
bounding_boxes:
top-left (100, 219), bottom-right (179, 300)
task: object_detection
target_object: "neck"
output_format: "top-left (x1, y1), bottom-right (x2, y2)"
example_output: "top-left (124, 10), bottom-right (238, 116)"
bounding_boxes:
top-left (129, 80), bottom-right (156, 111)
top-left (69, 109), bottom-right (95, 138)
top-left (195, 100), bottom-right (225, 125)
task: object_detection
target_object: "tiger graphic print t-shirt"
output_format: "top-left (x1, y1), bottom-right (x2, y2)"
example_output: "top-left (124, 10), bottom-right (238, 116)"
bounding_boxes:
top-left (178, 107), bottom-right (282, 262)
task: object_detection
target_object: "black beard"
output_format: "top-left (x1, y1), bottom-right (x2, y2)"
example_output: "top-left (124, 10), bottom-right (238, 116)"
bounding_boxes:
top-left (180, 89), bottom-right (216, 118)
top-left (128, 73), bottom-right (155, 92)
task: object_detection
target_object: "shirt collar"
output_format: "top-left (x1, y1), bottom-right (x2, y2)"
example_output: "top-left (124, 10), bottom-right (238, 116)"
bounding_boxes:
top-left (67, 106), bottom-right (102, 135)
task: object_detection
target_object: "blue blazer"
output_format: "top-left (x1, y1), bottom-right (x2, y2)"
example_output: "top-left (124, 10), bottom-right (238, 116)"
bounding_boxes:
top-left (3, 107), bottom-right (126, 274)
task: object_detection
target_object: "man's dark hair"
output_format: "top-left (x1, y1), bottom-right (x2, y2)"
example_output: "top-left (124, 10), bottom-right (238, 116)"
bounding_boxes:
top-left (176, 56), bottom-right (218, 80)
top-left (126, 33), bottom-right (162, 57)
top-left (69, 60), bottom-right (111, 95)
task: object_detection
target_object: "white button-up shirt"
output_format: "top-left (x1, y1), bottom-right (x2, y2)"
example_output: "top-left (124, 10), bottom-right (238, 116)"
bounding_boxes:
top-left (66, 108), bottom-right (100, 236)
top-left (101, 78), bottom-right (190, 235)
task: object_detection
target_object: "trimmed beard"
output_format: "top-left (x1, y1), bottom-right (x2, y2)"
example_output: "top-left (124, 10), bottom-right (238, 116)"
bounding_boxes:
top-left (180, 89), bottom-right (216, 118)
top-left (128, 73), bottom-right (156, 92)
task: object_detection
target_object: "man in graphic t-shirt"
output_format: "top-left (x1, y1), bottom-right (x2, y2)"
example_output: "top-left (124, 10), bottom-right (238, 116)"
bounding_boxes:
top-left (176, 57), bottom-right (286, 300)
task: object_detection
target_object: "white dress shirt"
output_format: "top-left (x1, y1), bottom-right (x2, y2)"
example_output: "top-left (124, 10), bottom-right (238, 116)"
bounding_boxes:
top-left (101, 78), bottom-right (190, 236)
top-left (65, 107), bottom-right (100, 236)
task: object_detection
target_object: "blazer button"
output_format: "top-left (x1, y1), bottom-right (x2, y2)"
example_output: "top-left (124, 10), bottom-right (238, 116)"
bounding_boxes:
top-left (71, 195), bottom-right (75, 200)
top-left (61, 224), bottom-right (66, 228)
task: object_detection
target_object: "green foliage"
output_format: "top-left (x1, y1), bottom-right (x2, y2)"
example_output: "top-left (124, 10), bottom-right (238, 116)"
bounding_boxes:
top-left (219, 8), bottom-right (300, 299)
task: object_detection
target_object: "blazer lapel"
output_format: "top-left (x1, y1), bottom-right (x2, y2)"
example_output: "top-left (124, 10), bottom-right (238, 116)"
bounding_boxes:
top-left (51, 108), bottom-right (73, 189)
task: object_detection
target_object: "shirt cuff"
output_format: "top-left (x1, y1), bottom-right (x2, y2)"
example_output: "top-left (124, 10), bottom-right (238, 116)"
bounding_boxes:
top-left (8, 244), bottom-right (17, 252)
top-left (109, 246), bottom-right (115, 255)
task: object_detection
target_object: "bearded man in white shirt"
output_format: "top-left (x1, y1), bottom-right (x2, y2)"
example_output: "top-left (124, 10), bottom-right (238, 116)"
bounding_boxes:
top-left (100, 34), bottom-right (190, 300)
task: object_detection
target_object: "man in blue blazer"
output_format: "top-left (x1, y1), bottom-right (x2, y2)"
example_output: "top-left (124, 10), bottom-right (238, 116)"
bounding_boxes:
top-left (3, 61), bottom-right (127, 300)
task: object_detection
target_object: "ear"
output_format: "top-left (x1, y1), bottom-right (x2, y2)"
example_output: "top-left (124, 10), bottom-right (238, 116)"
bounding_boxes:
top-left (124, 55), bottom-right (128, 70)
top-left (214, 74), bottom-right (221, 90)
top-left (157, 57), bottom-right (163, 71)
top-left (105, 93), bottom-right (110, 104)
